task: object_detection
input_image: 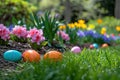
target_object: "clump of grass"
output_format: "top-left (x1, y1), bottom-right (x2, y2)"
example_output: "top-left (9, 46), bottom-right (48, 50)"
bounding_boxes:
top-left (1, 46), bottom-right (120, 80)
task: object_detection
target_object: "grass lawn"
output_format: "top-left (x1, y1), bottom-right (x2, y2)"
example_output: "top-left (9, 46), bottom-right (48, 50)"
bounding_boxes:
top-left (1, 45), bottom-right (120, 80)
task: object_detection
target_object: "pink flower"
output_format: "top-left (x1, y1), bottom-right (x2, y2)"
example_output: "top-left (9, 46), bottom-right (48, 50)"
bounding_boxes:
top-left (28, 28), bottom-right (45, 45)
top-left (57, 31), bottom-right (70, 41)
top-left (12, 25), bottom-right (28, 38)
top-left (0, 24), bottom-right (10, 41)
top-left (71, 46), bottom-right (81, 53)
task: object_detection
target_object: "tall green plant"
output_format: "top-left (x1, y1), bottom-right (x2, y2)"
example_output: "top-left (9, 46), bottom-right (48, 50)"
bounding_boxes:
top-left (41, 12), bottom-right (59, 45)
top-left (30, 12), bottom-right (59, 46)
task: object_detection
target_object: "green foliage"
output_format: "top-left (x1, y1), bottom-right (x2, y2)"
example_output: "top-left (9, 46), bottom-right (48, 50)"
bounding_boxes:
top-left (0, 0), bottom-right (37, 25)
top-left (41, 12), bottom-right (59, 45)
top-left (36, 0), bottom-right (107, 22)
top-left (97, 0), bottom-right (115, 16)
top-left (30, 11), bottom-right (59, 46)
top-left (66, 26), bottom-right (79, 44)
top-left (2, 45), bottom-right (120, 80)
top-left (88, 16), bottom-right (120, 35)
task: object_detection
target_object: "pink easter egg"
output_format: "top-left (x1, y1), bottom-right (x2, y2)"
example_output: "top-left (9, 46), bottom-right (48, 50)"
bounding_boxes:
top-left (71, 46), bottom-right (81, 53)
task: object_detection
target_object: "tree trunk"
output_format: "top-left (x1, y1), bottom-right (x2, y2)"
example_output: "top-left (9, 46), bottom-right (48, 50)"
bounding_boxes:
top-left (63, 0), bottom-right (72, 22)
top-left (115, 0), bottom-right (120, 19)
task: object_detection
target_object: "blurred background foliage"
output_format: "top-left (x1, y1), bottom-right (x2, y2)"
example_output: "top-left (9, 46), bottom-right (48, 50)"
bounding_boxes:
top-left (0, 0), bottom-right (117, 25)
top-left (0, 0), bottom-right (37, 25)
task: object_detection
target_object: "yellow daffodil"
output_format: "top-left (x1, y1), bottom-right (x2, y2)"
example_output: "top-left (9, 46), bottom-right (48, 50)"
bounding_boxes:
top-left (67, 23), bottom-right (75, 29)
top-left (97, 19), bottom-right (102, 24)
top-left (101, 27), bottom-right (106, 34)
top-left (116, 26), bottom-right (120, 31)
top-left (87, 24), bottom-right (95, 30)
top-left (81, 24), bottom-right (87, 29)
top-left (78, 19), bottom-right (85, 24)
top-left (59, 25), bottom-right (66, 30)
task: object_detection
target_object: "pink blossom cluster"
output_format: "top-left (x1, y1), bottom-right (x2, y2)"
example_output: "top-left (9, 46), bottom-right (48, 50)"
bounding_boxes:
top-left (27, 28), bottom-right (45, 45)
top-left (0, 24), bottom-right (10, 41)
top-left (12, 26), bottom-right (28, 38)
top-left (57, 31), bottom-right (70, 41)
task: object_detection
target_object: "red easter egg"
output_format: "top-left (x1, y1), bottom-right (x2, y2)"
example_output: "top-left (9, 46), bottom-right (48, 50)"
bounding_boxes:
top-left (44, 51), bottom-right (62, 61)
top-left (22, 50), bottom-right (40, 62)
top-left (89, 45), bottom-right (94, 49)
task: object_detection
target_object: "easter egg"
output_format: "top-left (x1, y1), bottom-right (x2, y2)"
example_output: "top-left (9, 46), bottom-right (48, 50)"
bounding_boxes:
top-left (93, 43), bottom-right (99, 49)
top-left (89, 44), bottom-right (94, 49)
top-left (22, 50), bottom-right (40, 62)
top-left (44, 51), bottom-right (62, 61)
top-left (3, 50), bottom-right (22, 62)
top-left (102, 43), bottom-right (108, 48)
top-left (71, 46), bottom-right (81, 53)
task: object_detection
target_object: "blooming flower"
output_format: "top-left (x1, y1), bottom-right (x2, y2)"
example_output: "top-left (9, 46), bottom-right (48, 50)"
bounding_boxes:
top-left (101, 27), bottom-right (106, 35)
top-left (57, 31), bottom-right (70, 41)
top-left (77, 30), bottom-right (85, 37)
top-left (97, 19), bottom-right (102, 24)
top-left (59, 25), bottom-right (66, 30)
top-left (67, 23), bottom-right (75, 29)
top-left (12, 25), bottom-right (28, 38)
top-left (87, 24), bottom-right (95, 30)
top-left (78, 19), bottom-right (85, 24)
top-left (0, 24), bottom-right (10, 41)
top-left (116, 26), bottom-right (120, 32)
top-left (28, 28), bottom-right (45, 45)
top-left (84, 30), bottom-right (95, 37)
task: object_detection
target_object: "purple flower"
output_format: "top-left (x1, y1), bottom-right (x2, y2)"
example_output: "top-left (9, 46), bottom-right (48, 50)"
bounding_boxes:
top-left (84, 30), bottom-right (94, 37)
top-left (8, 24), bottom-right (14, 31)
top-left (101, 35), bottom-right (111, 43)
top-left (77, 30), bottom-right (85, 37)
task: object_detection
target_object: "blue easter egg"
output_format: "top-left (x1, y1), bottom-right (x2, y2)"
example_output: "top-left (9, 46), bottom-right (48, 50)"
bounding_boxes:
top-left (3, 50), bottom-right (22, 62)
top-left (93, 43), bottom-right (99, 48)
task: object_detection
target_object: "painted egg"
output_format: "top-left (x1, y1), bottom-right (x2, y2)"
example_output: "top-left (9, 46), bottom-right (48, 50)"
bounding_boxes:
top-left (89, 44), bottom-right (94, 49)
top-left (93, 43), bottom-right (99, 49)
top-left (102, 43), bottom-right (108, 48)
top-left (71, 46), bottom-right (81, 53)
top-left (3, 50), bottom-right (22, 62)
top-left (44, 51), bottom-right (62, 61)
top-left (22, 50), bottom-right (40, 62)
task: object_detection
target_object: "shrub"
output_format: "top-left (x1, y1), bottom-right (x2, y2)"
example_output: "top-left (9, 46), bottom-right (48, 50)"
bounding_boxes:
top-left (0, 0), bottom-right (37, 25)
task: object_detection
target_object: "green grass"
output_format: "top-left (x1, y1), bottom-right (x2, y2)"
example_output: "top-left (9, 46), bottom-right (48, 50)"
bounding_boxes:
top-left (1, 46), bottom-right (120, 80)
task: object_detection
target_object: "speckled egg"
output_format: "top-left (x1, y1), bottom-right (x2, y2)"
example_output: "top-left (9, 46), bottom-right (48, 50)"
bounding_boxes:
top-left (93, 43), bottom-right (99, 49)
top-left (3, 50), bottom-right (22, 62)
top-left (71, 46), bottom-right (81, 53)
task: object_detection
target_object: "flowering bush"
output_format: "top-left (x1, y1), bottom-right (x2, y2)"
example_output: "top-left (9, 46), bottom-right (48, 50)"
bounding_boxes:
top-left (27, 28), bottom-right (45, 45)
top-left (57, 31), bottom-right (70, 41)
top-left (77, 30), bottom-right (112, 44)
top-left (0, 24), bottom-right (10, 45)
top-left (11, 25), bottom-right (28, 42)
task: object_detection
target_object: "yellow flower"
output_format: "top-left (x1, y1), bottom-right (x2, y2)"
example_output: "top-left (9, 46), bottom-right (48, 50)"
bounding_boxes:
top-left (81, 24), bottom-right (87, 29)
top-left (116, 26), bottom-right (120, 31)
top-left (59, 25), bottom-right (66, 30)
top-left (87, 24), bottom-right (95, 30)
top-left (97, 19), bottom-right (102, 24)
top-left (101, 27), bottom-right (106, 32)
top-left (78, 19), bottom-right (85, 24)
top-left (67, 23), bottom-right (75, 29)
top-left (101, 27), bottom-right (106, 34)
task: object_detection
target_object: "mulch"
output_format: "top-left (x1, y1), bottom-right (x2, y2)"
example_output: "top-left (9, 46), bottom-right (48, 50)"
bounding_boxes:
top-left (0, 40), bottom-right (91, 71)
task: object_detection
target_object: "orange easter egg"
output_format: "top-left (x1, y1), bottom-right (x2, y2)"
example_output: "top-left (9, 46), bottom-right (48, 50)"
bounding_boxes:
top-left (22, 50), bottom-right (40, 62)
top-left (43, 51), bottom-right (62, 61)
top-left (102, 43), bottom-right (109, 48)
